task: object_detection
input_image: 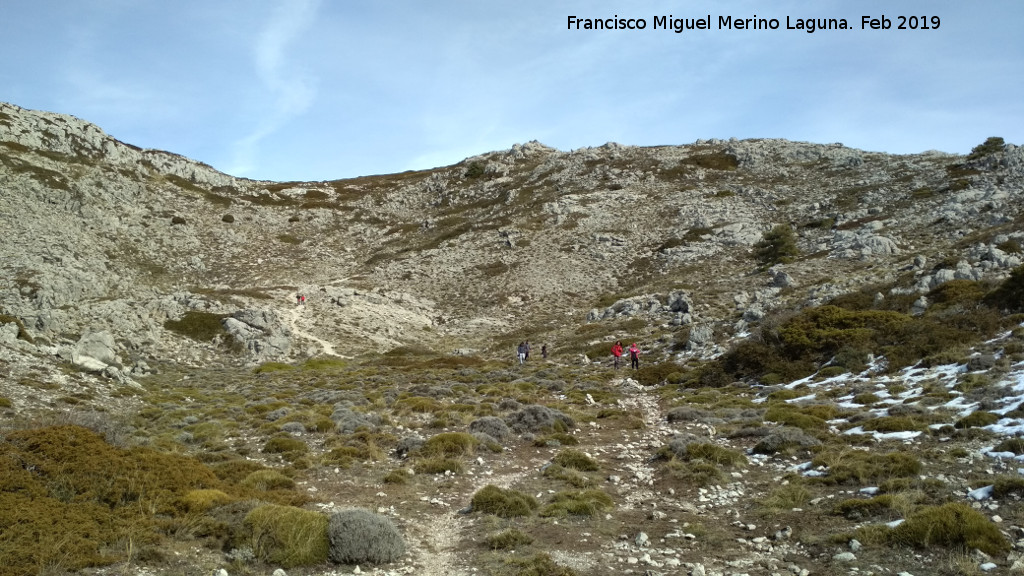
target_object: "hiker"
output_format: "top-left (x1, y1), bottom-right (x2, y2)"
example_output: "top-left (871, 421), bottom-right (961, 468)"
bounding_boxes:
top-left (541, 344), bottom-right (548, 359)
top-left (611, 340), bottom-right (624, 369)
top-left (517, 342), bottom-right (527, 364)
top-left (629, 342), bottom-right (641, 369)
top-left (300, 295), bottom-right (306, 306)
top-left (524, 340), bottom-right (531, 360)
top-left (296, 294), bottom-right (301, 306)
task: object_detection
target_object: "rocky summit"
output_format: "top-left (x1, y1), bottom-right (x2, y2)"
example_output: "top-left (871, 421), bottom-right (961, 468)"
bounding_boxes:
top-left (3, 102), bottom-right (1024, 576)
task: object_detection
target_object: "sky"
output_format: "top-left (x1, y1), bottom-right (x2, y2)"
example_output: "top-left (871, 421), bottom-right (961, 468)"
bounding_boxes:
top-left (2, 0), bottom-right (1022, 182)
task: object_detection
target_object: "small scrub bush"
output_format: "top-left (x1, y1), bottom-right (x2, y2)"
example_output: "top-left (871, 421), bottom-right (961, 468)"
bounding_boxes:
top-left (760, 482), bottom-right (811, 511)
top-left (171, 215), bottom-right (187, 225)
top-left (327, 508), bottom-right (405, 564)
top-left (417, 432), bottom-right (478, 458)
top-left (263, 436), bottom-right (308, 455)
top-left (221, 213), bottom-right (235, 223)
top-left (955, 411), bottom-right (999, 429)
top-left (180, 488), bottom-right (233, 513)
top-left (811, 450), bottom-right (921, 485)
top-left (468, 416), bottom-right (511, 440)
top-left (752, 426), bottom-right (822, 455)
top-left (540, 489), bottom-right (614, 517)
top-left (551, 449), bottom-right (599, 471)
top-left (240, 469), bottom-right (295, 491)
top-left (542, 464), bottom-right (594, 488)
top-left (245, 504), bottom-right (328, 568)
top-left (504, 553), bottom-right (579, 576)
top-left (485, 528), bottom-right (533, 550)
top-left (383, 468), bottom-right (412, 484)
top-left (505, 404), bottom-right (574, 434)
top-left (889, 502), bottom-right (1009, 556)
top-left (413, 457), bottom-right (464, 475)
top-left (833, 495), bottom-right (899, 521)
top-left (852, 392), bottom-right (880, 405)
top-left (532, 432), bottom-right (579, 447)
top-left (967, 136), bottom-right (1005, 160)
top-left (254, 361), bottom-right (295, 373)
top-left (681, 443), bottom-right (747, 467)
top-left (471, 484), bottom-right (538, 518)
top-left (992, 438), bottom-right (1024, 455)
top-left (992, 475), bottom-right (1024, 498)
top-left (164, 311), bottom-right (227, 342)
top-left (860, 416), bottom-right (926, 433)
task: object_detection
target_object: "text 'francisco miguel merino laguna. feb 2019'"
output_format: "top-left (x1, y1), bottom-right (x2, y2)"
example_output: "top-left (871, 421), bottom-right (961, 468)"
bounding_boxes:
top-left (567, 14), bottom-right (942, 34)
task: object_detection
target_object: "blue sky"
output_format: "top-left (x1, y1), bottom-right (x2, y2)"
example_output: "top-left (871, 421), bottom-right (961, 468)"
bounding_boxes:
top-left (2, 1), bottom-right (1022, 181)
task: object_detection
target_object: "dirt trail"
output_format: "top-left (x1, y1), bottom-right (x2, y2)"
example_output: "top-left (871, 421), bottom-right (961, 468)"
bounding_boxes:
top-left (287, 295), bottom-right (344, 357)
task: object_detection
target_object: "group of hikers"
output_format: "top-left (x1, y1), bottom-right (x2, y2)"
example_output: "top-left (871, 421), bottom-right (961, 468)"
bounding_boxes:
top-left (516, 341), bottom-right (547, 364)
top-left (515, 339), bottom-right (641, 369)
top-left (611, 340), bottom-right (641, 369)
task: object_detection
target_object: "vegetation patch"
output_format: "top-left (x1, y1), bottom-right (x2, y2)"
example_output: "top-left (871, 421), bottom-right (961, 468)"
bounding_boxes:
top-left (163, 311), bottom-right (228, 342)
top-left (244, 504), bottom-right (328, 568)
top-left (888, 502), bottom-right (1009, 556)
top-left (551, 449), bottom-right (599, 471)
top-left (485, 528), bottom-right (534, 550)
top-left (327, 508), bottom-right (406, 564)
top-left (471, 485), bottom-right (539, 518)
top-left (539, 489), bottom-right (614, 517)
top-left (811, 449), bottom-right (922, 485)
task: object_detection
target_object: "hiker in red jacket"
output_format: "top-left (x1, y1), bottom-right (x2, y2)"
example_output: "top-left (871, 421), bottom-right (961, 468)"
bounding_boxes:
top-left (629, 342), bottom-right (641, 369)
top-left (611, 341), bottom-right (624, 369)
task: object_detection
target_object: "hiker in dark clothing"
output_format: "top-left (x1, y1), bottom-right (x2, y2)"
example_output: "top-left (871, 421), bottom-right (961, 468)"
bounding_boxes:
top-left (541, 344), bottom-right (547, 359)
top-left (629, 342), bottom-right (640, 369)
top-left (517, 342), bottom-right (527, 364)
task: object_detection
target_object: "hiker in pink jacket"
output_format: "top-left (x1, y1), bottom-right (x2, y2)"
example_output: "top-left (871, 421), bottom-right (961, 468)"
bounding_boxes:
top-left (628, 342), bottom-right (640, 369)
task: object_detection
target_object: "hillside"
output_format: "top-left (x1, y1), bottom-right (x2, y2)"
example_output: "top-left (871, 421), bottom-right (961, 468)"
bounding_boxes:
top-left (2, 102), bottom-right (1024, 576)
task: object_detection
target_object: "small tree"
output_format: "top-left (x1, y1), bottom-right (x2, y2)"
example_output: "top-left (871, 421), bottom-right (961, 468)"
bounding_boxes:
top-left (755, 225), bottom-right (799, 266)
top-left (967, 136), bottom-right (1005, 160)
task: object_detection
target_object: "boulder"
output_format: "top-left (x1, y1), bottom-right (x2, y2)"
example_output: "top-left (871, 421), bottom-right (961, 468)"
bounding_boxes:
top-left (72, 331), bottom-right (117, 372)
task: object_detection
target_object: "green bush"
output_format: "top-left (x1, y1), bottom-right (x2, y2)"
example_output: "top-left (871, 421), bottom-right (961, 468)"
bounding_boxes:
top-left (755, 225), bottom-right (799, 265)
top-left (992, 438), bottom-right (1024, 455)
top-left (263, 436), bottom-right (308, 455)
top-left (955, 411), bottom-right (999, 429)
top-left (539, 489), bottom-right (614, 517)
top-left (967, 136), bottom-right (1005, 160)
top-left (889, 502), bottom-right (1009, 556)
top-left (471, 485), bottom-right (538, 517)
top-left (163, 311), bottom-right (229, 342)
top-left (552, 449), bottom-right (599, 471)
top-left (485, 528), bottom-right (533, 550)
top-left (504, 553), bottom-right (580, 576)
top-left (413, 457), bottom-right (465, 475)
top-left (240, 469), bottom-right (295, 491)
top-left (327, 508), bottom-right (405, 564)
top-left (244, 504), bottom-right (329, 568)
top-left (985, 265), bottom-right (1024, 313)
top-left (417, 432), bottom-right (478, 458)
top-left (811, 450), bottom-right (921, 485)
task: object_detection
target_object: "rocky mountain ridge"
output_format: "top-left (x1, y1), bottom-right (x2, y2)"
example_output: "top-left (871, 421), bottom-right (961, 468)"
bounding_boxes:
top-left (1, 100), bottom-right (1023, 389)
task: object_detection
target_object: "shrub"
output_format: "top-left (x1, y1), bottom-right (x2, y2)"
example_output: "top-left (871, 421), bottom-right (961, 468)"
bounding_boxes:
top-left (992, 475), bottom-right (1024, 498)
top-left (504, 553), bottom-right (579, 576)
top-left (505, 405), bottom-right (574, 434)
top-left (755, 225), bottom-right (799, 266)
top-left (180, 488), bottom-right (233, 513)
top-left (413, 457), bottom-right (465, 475)
top-left (464, 161), bottom-right (486, 178)
top-left (485, 528), bottom-right (533, 550)
top-left (635, 361), bottom-right (687, 386)
top-left (240, 470), bottom-right (295, 491)
top-left (263, 436), bottom-right (308, 455)
top-left (245, 504), bottom-right (328, 567)
top-left (992, 438), bottom-right (1024, 455)
top-left (471, 485), bottom-right (538, 517)
top-left (552, 449), bottom-right (599, 471)
top-left (171, 215), bottom-right (187, 225)
top-left (327, 508), bottom-right (405, 564)
top-left (955, 411), bottom-right (999, 429)
top-left (985, 265), bottom-right (1024, 313)
top-left (811, 450), bottom-right (921, 485)
top-left (666, 406), bottom-right (715, 423)
top-left (383, 468), bottom-right (412, 484)
top-left (221, 214), bottom-right (235, 223)
top-left (417, 432), bottom-right (478, 458)
top-left (751, 427), bottom-right (822, 455)
top-left (469, 416), bottom-right (512, 440)
top-left (539, 489), bottom-right (614, 517)
top-left (163, 311), bottom-right (227, 342)
top-left (833, 495), bottom-right (899, 521)
top-left (0, 314), bottom-right (34, 344)
top-left (889, 502), bottom-right (1009, 556)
